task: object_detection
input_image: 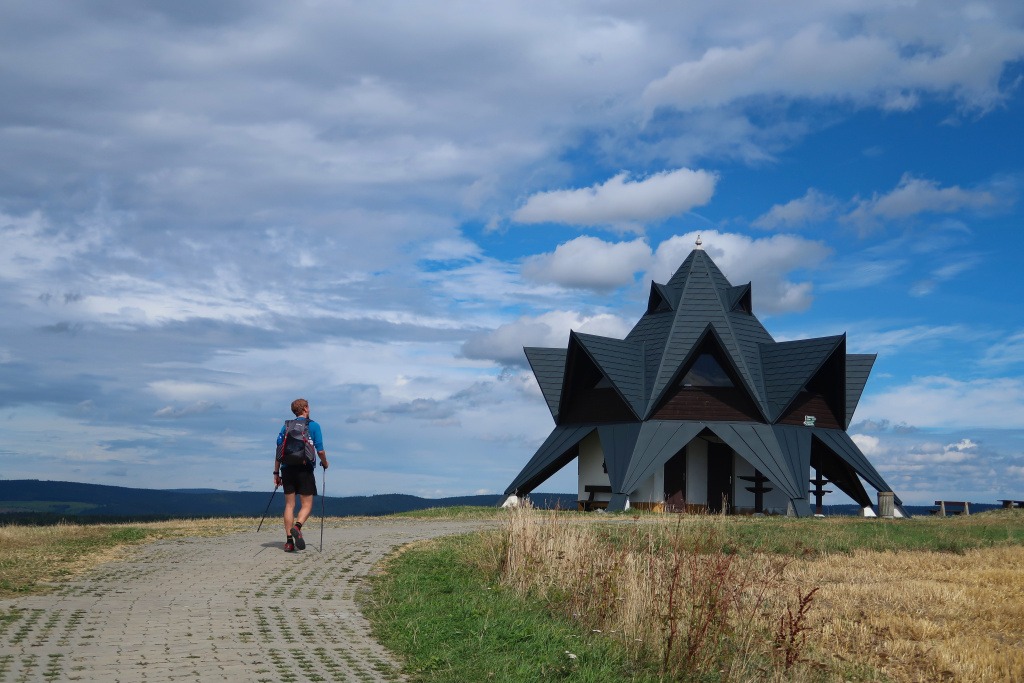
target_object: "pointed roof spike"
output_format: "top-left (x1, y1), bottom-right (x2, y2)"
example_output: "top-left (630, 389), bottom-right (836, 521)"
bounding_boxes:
top-left (695, 234), bottom-right (703, 250)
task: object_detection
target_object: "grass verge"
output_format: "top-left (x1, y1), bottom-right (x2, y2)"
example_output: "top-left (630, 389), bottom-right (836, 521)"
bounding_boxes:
top-left (388, 506), bottom-right (513, 520)
top-left (363, 532), bottom-right (661, 682)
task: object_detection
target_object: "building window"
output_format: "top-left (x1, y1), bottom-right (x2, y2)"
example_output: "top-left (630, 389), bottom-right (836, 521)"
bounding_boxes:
top-left (681, 354), bottom-right (734, 387)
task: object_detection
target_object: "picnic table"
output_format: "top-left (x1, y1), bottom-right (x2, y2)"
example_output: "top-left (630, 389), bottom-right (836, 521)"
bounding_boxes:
top-left (932, 500), bottom-right (970, 516)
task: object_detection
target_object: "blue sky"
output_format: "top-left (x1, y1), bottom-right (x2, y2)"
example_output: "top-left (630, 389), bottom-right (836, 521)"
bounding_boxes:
top-left (1, 1), bottom-right (1022, 504)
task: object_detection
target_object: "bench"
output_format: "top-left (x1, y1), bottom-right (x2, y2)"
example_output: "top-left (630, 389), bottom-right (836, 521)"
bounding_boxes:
top-left (932, 500), bottom-right (970, 516)
top-left (579, 485), bottom-right (613, 511)
top-left (998, 500), bottom-right (1024, 510)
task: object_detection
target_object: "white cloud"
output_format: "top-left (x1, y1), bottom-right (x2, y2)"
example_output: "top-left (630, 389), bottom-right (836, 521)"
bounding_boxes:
top-left (909, 255), bottom-right (983, 298)
top-left (461, 310), bottom-right (631, 365)
top-left (513, 168), bottom-right (717, 228)
top-left (858, 376), bottom-right (1024, 429)
top-left (851, 433), bottom-right (883, 457)
top-left (752, 189), bottom-right (837, 230)
top-left (419, 237), bottom-right (483, 262)
top-left (521, 236), bottom-right (652, 291)
top-left (846, 325), bottom-right (966, 355)
top-left (901, 438), bottom-right (978, 464)
top-left (153, 401), bottom-right (222, 419)
top-left (648, 230), bottom-right (831, 314)
top-left (983, 332), bottom-right (1024, 367)
top-left (643, 21), bottom-right (1024, 114)
top-left (844, 174), bottom-right (997, 230)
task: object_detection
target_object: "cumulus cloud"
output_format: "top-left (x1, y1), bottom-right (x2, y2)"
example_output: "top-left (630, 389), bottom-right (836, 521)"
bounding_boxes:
top-left (513, 168), bottom-right (717, 228)
top-left (462, 310), bottom-right (631, 366)
top-left (643, 21), bottom-right (1024, 114)
top-left (647, 230), bottom-right (831, 314)
top-left (752, 189), bottom-right (837, 230)
top-left (521, 236), bottom-right (652, 291)
top-left (902, 438), bottom-right (978, 464)
top-left (850, 433), bottom-right (883, 457)
top-left (858, 376), bottom-right (1024, 429)
top-left (843, 174), bottom-right (998, 230)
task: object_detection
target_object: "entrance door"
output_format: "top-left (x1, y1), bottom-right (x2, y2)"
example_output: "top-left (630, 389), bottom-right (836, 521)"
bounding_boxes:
top-left (706, 442), bottom-right (733, 513)
top-left (663, 447), bottom-right (686, 512)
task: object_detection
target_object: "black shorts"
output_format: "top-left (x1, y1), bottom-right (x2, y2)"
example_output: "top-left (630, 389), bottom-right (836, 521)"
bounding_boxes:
top-left (281, 467), bottom-right (317, 496)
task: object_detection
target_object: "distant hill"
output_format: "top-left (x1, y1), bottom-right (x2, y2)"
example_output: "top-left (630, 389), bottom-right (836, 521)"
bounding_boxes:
top-left (0, 480), bottom-right (1000, 522)
top-left (0, 480), bottom-right (574, 520)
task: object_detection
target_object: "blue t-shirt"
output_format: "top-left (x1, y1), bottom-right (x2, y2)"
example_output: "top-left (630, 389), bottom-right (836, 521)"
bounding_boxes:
top-left (277, 418), bottom-right (324, 469)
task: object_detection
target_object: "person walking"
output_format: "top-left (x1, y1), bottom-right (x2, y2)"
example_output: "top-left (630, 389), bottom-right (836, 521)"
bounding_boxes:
top-left (274, 398), bottom-right (329, 552)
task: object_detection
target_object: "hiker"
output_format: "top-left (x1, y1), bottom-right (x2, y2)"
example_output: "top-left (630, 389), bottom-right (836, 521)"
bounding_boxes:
top-left (274, 398), bottom-right (329, 552)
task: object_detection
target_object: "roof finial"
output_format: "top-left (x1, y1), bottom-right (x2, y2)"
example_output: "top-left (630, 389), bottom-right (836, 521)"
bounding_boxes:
top-left (695, 234), bottom-right (703, 250)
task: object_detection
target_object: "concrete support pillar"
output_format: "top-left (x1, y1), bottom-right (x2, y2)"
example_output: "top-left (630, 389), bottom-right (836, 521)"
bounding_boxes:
top-left (501, 495), bottom-right (521, 509)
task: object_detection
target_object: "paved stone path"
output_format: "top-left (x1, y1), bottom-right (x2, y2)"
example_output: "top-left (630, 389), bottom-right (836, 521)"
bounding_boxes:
top-left (0, 519), bottom-right (491, 682)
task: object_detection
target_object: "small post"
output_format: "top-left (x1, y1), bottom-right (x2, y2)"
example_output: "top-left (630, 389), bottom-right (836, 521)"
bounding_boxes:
top-left (964, 501), bottom-right (970, 516)
top-left (939, 501), bottom-right (946, 517)
top-left (877, 491), bottom-right (895, 519)
top-left (739, 469), bottom-right (772, 513)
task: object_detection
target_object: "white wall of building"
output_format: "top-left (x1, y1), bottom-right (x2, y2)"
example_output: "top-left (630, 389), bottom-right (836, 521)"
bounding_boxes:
top-left (630, 470), bottom-right (663, 506)
top-left (732, 454), bottom-right (791, 514)
top-left (577, 431), bottom-right (610, 502)
top-left (685, 438), bottom-right (708, 505)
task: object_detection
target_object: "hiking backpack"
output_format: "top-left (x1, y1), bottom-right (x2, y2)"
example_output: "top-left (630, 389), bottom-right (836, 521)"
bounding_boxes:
top-left (276, 419), bottom-right (318, 467)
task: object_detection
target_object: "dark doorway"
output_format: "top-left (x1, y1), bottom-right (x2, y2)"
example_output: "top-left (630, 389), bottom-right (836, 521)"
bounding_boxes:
top-left (706, 442), bottom-right (733, 513)
top-left (663, 447), bottom-right (687, 512)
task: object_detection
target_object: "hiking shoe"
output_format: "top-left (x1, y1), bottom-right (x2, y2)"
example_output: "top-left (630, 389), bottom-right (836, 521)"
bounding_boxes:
top-left (284, 540), bottom-right (295, 552)
top-left (291, 526), bottom-right (305, 550)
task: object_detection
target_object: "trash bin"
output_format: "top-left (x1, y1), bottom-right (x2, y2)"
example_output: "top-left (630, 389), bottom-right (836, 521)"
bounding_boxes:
top-left (877, 491), bottom-right (895, 519)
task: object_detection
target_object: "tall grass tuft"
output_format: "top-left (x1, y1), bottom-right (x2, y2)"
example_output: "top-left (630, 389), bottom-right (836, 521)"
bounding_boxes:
top-left (498, 504), bottom-right (818, 680)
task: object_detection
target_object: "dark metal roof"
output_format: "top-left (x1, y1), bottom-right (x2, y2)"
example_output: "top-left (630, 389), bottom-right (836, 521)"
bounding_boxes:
top-left (505, 424), bottom-right (594, 495)
top-left (619, 420), bottom-right (705, 494)
top-left (509, 246), bottom-right (900, 515)
top-left (845, 354), bottom-right (876, 428)
top-left (575, 333), bottom-right (647, 417)
top-left (524, 347), bottom-right (567, 420)
top-left (760, 335), bottom-right (844, 420)
top-left (597, 423), bottom-right (644, 492)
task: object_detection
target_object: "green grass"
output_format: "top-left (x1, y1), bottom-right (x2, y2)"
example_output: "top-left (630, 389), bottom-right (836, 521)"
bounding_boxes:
top-left (617, 509), bottom-right (1024, 557)
top-left (388, 506), bottom-right (512, 520)
top-left (363, 532), bottom-right (660, 682)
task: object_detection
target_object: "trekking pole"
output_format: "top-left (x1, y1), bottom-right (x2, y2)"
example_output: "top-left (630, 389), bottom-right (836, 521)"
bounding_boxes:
top-left (256, 485), bottom-right (279, 533)
top-left (319, 466), bottom-right (326, 553)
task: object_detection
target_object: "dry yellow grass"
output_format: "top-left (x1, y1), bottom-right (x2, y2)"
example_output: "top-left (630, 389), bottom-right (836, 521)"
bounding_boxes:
top-left (0, 517), bottom-right (255, 598)
top-left (793, 545), bottom-right (1024, 683)
top-left (498, 507), bottom-right (1024, 682)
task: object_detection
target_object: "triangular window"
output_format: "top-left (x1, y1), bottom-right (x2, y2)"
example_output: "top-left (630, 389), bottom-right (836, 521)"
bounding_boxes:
top-left (680, 354), bottom-right (734, 387)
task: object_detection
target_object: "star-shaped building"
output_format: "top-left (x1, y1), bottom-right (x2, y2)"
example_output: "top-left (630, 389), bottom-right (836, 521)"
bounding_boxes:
top-left (504, 240), bottom-right (905, 517)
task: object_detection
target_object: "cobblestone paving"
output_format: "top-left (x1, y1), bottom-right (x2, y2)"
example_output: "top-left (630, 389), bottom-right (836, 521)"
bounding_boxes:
top-left (0, 519), bottom-right (491, 682)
